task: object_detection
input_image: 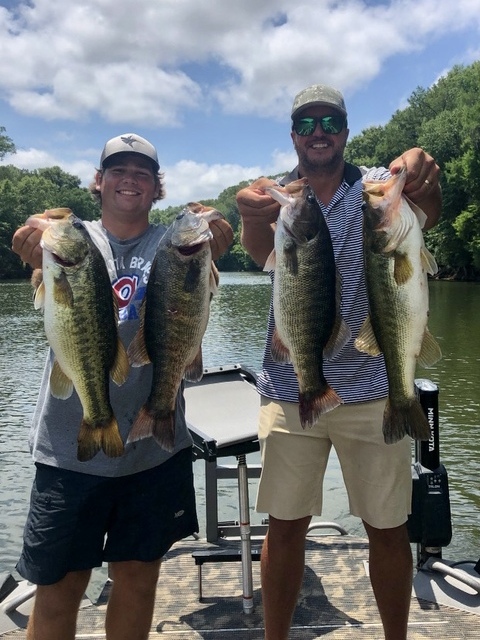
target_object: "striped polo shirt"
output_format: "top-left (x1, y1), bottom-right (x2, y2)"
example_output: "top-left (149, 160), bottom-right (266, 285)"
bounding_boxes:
top-left (256, 162), bottom-right (391, 405)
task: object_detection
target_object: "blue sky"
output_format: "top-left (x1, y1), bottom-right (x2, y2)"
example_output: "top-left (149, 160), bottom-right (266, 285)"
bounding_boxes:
top-left (0, 0), bottom-right (479, 209)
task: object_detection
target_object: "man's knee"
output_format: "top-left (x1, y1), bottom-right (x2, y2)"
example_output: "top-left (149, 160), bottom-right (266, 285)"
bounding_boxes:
top-left (267, 515), bottom-right (311, 545)
top-left (109, 560), bottom-right (161, 595)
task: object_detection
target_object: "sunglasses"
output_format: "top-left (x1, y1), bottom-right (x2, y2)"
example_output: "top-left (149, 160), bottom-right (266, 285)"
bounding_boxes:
top-left (292, 115), bottom-right (346, 136)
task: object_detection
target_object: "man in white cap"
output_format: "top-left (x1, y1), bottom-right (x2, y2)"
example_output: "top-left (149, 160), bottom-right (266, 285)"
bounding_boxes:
top-left (12, 133), bottom-right (233, 640)
top-left (236, 85), bottom-right (442, 640)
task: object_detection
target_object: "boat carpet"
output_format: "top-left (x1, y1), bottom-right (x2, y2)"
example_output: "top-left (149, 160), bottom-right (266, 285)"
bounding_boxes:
top-left (1, 536), bottom-right (479, 639)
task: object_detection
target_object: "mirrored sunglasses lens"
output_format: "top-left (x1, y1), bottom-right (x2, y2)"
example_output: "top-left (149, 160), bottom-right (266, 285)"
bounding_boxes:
top-left (321, 116), bottom-right (344, 134)
top-left (294, 118), bottom-right (316, 136)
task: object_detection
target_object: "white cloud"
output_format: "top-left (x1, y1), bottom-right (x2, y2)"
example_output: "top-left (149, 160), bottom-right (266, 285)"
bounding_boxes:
top-left (157, 154), bottom-right (295, 208)
top-left (4, 148), bottom-right (56, 170)
top-left (0, 0), bottom-right (478, 124)
top-left (1, 0), bottom-right (479, 211)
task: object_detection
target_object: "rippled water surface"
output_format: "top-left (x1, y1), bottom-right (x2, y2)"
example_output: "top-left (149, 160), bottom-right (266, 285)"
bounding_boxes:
top-left (0, 275), bottom-right (478, 576)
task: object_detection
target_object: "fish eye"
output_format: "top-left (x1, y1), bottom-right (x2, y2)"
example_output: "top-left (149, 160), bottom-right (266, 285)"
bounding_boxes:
top-left (176, 213), bottom-right (185, 221)
top-left (73, 221), bottom-right (84, 229)
top-left (306, 193), bottom-right (316, 204)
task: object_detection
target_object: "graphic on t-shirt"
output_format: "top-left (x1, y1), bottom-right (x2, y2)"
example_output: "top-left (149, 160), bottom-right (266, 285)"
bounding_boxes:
top-left (115, 275), bottom-right (149, 322)
top-left (114, 275), bottom-right (139, 310)
top-left (113, 254), bottom-right (153, 322)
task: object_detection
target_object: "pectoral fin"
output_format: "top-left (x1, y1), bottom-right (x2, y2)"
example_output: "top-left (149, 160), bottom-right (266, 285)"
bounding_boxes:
top-left (127, 301), bottom-right (151, 367)
top-left (50, 359), bottom-right (74, 399)
top-left (210, 262), bottom-right (219, 296)
top-left (354, 315), bottom-right (382, 356)
top-left (270, 327), bottom-right (291, 362)
top-left (324, 271), bottom-right (352, 360)
top-left (417, 328), bottom-right (442, 368)
top-left (421, 246), bottom-right (438, 276)
top-left (264, 249), bottom-right (276, 272)
top-left (393, 252), bottom-right (414, 286)
top-left (33, 280), bottom-right (46, 311)
top-left (185, 347), bottom-right (204, 382)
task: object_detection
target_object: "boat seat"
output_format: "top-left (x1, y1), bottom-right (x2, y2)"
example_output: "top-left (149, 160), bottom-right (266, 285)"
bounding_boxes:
top-left (185, 364), bottom-right (266, 613)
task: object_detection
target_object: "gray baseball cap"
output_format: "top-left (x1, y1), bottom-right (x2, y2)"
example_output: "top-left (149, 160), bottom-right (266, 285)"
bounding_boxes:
top-left (291, 84), bottom-right (347, 119)
top-left (100, 133), bottom-right (160, 171)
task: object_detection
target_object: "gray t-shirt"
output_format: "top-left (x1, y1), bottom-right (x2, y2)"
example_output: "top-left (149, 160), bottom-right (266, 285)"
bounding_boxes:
top-left (29, 220), bottom-right (193, 476)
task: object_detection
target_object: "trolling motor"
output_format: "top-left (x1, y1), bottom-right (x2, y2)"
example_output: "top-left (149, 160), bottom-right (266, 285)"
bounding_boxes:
top-left (406, 379), bottom-right (452, 567)
top-left (409, 379), bottom-right (480, 603)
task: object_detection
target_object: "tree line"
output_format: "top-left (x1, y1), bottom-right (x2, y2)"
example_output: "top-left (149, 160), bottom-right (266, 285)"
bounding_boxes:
top-left (1, 60), bottom-right (479, 280)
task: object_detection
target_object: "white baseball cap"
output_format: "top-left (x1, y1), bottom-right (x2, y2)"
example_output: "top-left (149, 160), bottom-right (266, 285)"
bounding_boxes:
top-left (100, 133), bottom-right (159, 171)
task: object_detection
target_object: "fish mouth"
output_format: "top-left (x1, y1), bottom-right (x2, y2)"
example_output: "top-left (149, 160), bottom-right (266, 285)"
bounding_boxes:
top-left (51, 252), bottom-right (78, 268)
top-left (177, 243), bottom-right (206, 256)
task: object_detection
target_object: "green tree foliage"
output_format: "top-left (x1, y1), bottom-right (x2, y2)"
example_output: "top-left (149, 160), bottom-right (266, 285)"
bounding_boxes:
top-left (0, 161), bottom-right (100, 279)
top-left (345, 60), bottom-right (480, 279)
top-left (0, 126), bottom-right (15, 159)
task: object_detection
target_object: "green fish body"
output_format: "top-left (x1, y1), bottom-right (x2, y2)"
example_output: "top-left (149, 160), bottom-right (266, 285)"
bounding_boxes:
top-left (127, 207), bottom-right (220, 451)
top-left (266, 181), bottom-right (350, 428)
top-left (30, 209), bottom-right (129, 461)
top-left (356, 169), bottom-right (442, 443)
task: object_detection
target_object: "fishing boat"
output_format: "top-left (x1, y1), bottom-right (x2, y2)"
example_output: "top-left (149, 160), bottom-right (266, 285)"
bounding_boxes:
top-left (1, 364), bottom-right (479, 638)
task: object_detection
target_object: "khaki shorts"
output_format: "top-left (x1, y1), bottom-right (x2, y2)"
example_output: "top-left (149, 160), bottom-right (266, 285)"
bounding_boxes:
top-left (256, 396), bottom-right (412, 529)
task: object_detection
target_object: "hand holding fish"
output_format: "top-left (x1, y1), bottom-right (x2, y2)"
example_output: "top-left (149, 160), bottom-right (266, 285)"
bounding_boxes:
top-left (237, 177), bottom-right (282, 267)
top-left (389, 147), bottom-right (441, 230)
top-left (236, 177), bottom-right (281, 224)
top-left (209, 218), bottom-right (233, 259)
top-left (11, 224), bottom-right (43, 269)
top-left (184, 201), bottom-right (233, 260)
top-left (12, 208), bottom-right (74, 269)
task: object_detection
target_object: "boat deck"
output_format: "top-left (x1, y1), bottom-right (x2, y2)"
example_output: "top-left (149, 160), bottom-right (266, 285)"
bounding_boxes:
top-left (2, 534), bottom-right (479, 639)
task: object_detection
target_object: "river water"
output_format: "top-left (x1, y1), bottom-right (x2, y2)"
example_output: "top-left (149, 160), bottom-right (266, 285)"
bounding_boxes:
top-left (0, 274), bottom-right (479, 579)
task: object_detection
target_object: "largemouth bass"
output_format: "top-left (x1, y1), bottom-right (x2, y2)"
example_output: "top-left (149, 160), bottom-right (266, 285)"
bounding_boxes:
top-left (265, 180), bottom-right (351, 428)
top-left (27, 208), bottom-right (129, 461)
top-left (127, 204), bottom-right (222, 451)
top-left (355, 168), bottom-right (442, 443)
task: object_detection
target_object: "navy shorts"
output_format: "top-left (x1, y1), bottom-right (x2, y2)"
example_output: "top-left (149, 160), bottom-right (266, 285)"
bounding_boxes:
top-left (16, 447), bottom-right (198, 585)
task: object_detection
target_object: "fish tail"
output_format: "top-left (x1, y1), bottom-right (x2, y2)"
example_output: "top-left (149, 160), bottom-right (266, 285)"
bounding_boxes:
top-left (77, 417), bottom-right (124, 461)
top-left (383, 398), bottom-right (430, 444)
top-left (126, 406), bottom-right (155, 443)
top-left (101, 418), bottom-right (125, 459)
top-left (77, 422), bottom-right (103, 462)
top-left (152, 414), bottom-right (176, 453)
top-left (127, 408), bottom-right (175, 451)
top-left (405, 400), bottom-right (430, 442)
top-left (299, 384), bottom-right (342, 429)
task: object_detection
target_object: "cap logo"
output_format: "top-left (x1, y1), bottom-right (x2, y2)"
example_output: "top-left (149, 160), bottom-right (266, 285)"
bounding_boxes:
top-left (120, 134), bottom-right (142, 148)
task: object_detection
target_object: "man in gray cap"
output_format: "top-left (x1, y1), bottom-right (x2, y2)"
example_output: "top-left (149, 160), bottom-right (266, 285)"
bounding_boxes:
top-left (290, 83), bottom-right (348, 120)
top-left (11, 133), bottom-right (233, 640)
top-left (236, 85), bottom-right (442, 640)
